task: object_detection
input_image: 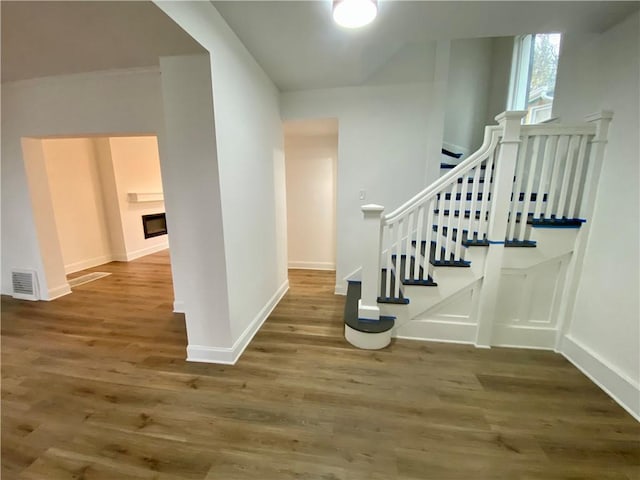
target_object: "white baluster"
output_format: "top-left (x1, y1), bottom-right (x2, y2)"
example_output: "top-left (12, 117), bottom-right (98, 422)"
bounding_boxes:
top-left (468, 166), bottom-right (482, 242)
top-left (533, 135), bottom-right (557, 220)
top-left (413, 206), bottom-right (424, 281)
top-left (446, 180), bottom-right (458, 261)
top-left (394, 216), bottom-right (403, 298)
top-left (557, 135), bottom-right (579, 218)
top-left (516, 135), bottom-right (541, 240)
top-left (508, 135), bottom-right (529, 240)
top-left (545, 135), bottom-right (567, 220)
top-left (455, 167), bottom-right (470, 259)
top-left (422, 199), bottom-right (435, 276)
top-left (359, 204), bottom-right (384, 320)
top-left (384, 225), bottom-right (392, 299)
top-left (404, 211), bottom-right (415, 280)
top-left (435, 188), bottom-right (446, 262)
top-left (567, 135), bottom-right (589, 219)
top-left (478, 150), bottom-right (495, 241)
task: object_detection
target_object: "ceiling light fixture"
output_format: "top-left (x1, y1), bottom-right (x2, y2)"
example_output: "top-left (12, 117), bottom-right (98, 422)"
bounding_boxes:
top-left (332, 0), bottom-right (378, 29)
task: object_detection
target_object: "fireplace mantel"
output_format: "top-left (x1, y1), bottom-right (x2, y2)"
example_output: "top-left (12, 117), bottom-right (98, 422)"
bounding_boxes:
top-left (127, 192), bottom-right (164, 203)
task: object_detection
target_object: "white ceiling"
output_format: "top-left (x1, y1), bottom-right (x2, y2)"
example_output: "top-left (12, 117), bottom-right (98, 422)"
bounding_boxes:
top-left (2, 1), bottom-right (637, 90)
top-left (213, 1), bottom-right (639, 91)
top-left (1, 1), bottom-right (206, 83)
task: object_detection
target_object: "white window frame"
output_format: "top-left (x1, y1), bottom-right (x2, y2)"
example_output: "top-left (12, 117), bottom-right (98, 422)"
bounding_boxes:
top-left (507, 34), bottom-right (534, 111)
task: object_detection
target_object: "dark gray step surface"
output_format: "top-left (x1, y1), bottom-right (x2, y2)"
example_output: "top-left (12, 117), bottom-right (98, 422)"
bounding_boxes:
top-left (344, 281), bottom-right (395, 333)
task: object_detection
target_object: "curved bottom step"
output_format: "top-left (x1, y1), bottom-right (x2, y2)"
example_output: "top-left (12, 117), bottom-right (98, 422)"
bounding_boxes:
top-left (345, 324), bottom-right (392, 350)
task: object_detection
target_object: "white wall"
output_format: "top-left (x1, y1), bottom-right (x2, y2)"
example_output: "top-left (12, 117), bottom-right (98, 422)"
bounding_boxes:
top-left (42, 138), bottom-right (112, 274)
top-left (1, 67), bottom-right (164, 299)
top-left (486, 36), bottom-right (514, 124)
top-left (20, 138), bottom-right (69, 299)
top-left (108, 136), bottom-right (168, 260)
top-left (281, 83), bottom-right (432, 292)
top-left (444, 38), bottom-right (493, 154)
top-left (155, 2), bottom-right (287, 362)
top-left (553, 11), bottom-right (640, 418)
top-left (284, 134), bottom-right (337, 270)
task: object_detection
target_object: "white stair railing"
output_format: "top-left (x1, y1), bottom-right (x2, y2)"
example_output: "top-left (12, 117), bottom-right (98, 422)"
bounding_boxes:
top-left (506, 124), bottom-right (597, 243)
top-left (357, 111), bottom-right (613, 322)
top-left (376, 124), bottom-right (503, 302)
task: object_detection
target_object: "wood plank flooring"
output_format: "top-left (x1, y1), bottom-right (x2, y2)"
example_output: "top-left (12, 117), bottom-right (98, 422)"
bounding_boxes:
top-left (2, 250), bottom-right (639, 479)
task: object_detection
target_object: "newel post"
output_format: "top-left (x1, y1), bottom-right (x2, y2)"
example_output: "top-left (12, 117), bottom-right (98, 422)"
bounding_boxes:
top-left (359, 204), bottom-right (384, 321)
top-left (553, 110), bottom-right (613, 349)
top-left (475, 111), bottom-right (527, 347)
top-left (579, 111), bottom-right (613, 220)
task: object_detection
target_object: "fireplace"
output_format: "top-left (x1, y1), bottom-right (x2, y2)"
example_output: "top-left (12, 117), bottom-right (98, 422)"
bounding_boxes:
top-left (142, 213), bottom-right (167, 239)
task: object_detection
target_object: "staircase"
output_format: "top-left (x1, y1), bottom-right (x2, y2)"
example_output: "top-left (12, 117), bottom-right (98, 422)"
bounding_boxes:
top-left (345, 110), bottom-right (613, 351)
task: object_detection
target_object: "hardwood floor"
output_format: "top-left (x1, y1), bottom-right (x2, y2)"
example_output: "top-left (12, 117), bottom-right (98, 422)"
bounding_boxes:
top-left (2, 250), bottom-right (639, 479)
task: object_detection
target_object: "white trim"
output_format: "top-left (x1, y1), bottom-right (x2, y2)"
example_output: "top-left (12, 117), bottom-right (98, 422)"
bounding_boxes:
top-left (173, 300), bottom-right (185, 314)
top-left (345, 324), bottom-right (391, 350)
top-left (186, 279), bottom-right (289, 365)
top-left (46, 283), bottom-right (72, 301)
top-left (64, 255), bottom-right (114, 275)
top-left (335, 266), bottom-right (362, 295)
top-left (288, 261), bottom-right (335, 270)
top-left (123, 243), bottom-right (169, 262)
top-left (561, 335), bottom-right (640, 421)
top-left (491, 324), bottom-right (556, 350)
top-left (394, 319), bottom-right (477, 345)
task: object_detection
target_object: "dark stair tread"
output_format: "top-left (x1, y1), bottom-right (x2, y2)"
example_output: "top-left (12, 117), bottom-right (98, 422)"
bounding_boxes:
top-left (427, 226), bottom-right (488, 246)
top-left (441, 148), bottom-right (463, 159)
top-left (441, 161), bottom-right (485, 169)
top-left (410, 241), bottom-right (471, 267)
top-left (504, 240), bottom-right (537, 247)
top-left (378, 268), bottom-right (410, 304)
top-left (529, 217), bottom-right (585, 228)
top-left (390, 254), bottom-right (438, 286)
top-left (344, 282), bottom-right (395, 333)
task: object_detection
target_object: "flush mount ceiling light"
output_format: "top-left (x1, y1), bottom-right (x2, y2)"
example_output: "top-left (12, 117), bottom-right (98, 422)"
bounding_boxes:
top-left (332, 0), bottom-right (378, 29)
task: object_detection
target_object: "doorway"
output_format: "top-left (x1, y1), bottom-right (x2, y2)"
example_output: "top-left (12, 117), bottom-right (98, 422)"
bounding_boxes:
top-left (21, 134), bottom-right (171, 296)
top-left (283, 119), bottom-right (338, 272)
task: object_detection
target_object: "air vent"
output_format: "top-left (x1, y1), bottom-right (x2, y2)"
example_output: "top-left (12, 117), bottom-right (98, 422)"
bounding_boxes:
top-left (11, 269), bottom-right (39, 301)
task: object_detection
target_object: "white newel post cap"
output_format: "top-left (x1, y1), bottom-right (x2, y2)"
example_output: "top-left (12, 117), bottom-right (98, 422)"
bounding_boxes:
top-left (495, 110), bottom-right (527, 142)
top-left (584, 110), bottom-right (614, 123)
top-left (361, 204), bottom-right (385, 216)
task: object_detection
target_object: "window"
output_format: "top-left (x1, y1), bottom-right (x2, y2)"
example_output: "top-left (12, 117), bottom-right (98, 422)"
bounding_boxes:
top-left (508, 33), bottom-right (562, 124)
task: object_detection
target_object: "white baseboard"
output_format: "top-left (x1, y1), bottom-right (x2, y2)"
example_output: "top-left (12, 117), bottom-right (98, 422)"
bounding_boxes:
top-left (173, 300), bottom-right (185, 314)
top-left (561, 335), bottom-right (640, 421)
top-left (335, 266), bottom-right (362, 296)
top-left (288, 261), bottom-right (335, 270)
top-left (491, 324), bottom-right (556, 350)
top-left (64, 255), bottom-right (113, 275)
top-left (125, 242), bottom-right (169, 261)
top-left (394, 319), bottom-right (476, 344)
top-left (186, 279), bottom-right (289, 365)
top-left (46, 283), bottom-right (72, 301)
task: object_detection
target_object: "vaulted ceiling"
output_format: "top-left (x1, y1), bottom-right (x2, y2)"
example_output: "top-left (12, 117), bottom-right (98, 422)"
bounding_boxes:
top-left (2, 1), bottom-right (637, 90)
top-left (213, 1), bottom-right (639, 91)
